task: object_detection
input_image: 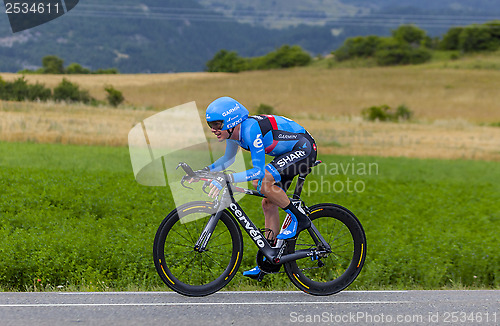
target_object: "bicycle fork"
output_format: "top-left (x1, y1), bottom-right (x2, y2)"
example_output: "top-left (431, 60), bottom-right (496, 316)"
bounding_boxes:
top-left (193, 209), bottom-right (224, 252)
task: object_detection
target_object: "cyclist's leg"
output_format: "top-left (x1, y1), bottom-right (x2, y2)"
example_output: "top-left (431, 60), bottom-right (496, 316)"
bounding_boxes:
top-left (258, 168), bottom-right (310, 239)
top-left (262, 198), bottom-right (280, 243)
top-left (243, 173), bottom-right (287, 280)
top-left (265, 135), bottom-right (318, 239)
top-left (256, 170), bottom-right (290, 207)
top-left (252, 178), bottom-right (281, 242)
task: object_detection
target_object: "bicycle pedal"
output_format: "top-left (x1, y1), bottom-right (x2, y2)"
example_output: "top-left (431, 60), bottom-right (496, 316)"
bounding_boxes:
top-left (317, 259), bottom-right (325, 268)
top-left (256, 272), bottom-right (265, 282)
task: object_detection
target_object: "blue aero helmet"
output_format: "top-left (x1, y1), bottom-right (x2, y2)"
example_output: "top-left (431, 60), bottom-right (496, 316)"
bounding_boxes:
top-left (206, 97), bottom-right (249, 131)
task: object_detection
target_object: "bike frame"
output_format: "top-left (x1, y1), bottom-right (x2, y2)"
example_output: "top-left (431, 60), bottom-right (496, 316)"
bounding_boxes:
top-left (193, 166), bottom-right (331, 265)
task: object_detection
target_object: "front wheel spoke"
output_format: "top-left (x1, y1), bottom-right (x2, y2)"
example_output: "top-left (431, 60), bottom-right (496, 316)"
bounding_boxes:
top-left (170, 227), bottom-right (197, 245)
top-left (177, 254), bottom-right (200, 281)
top-left (202, 255), bottom-right (219, 281)
top-left (204, 250), bottom-right (230, 259)
top-left (182, 220), bottom-right (199, 245)
top-left (203, 251), bottom-right (228, 271)
top-left (163, 248), bottom-right (195, 256)
top-left (166, 251), bottom-right (198, 269)
top-left (200, 254), bottom-right (218, 283)
top-left (206, 242), bottom-right (232, 251)
top-left (210, 228), bottom-right (229, 242)
top-left (163, 241), bottom-right (194, 250)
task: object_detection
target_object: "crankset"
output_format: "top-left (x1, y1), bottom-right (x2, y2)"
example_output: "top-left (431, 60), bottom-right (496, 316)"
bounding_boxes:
top-left (256, 251), bottom-right (282, 274)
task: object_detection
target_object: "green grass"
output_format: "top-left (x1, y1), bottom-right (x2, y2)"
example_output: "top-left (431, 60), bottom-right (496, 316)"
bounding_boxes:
top-left (0, 142), bottom-right (498, 291)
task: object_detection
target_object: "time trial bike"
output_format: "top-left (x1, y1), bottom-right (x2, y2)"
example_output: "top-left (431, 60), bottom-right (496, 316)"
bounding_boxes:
top-left (153, 161), bottom-right (366, 297)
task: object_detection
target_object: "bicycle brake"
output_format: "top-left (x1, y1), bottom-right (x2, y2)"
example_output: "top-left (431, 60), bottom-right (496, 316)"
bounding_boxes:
top-left (180, 175), bottom-right (194, 190)
top-left (201, 180), bottom-right (211, 194)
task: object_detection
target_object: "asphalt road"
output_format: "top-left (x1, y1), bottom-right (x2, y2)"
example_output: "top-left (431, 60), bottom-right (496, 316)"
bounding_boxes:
top-left (0, 290), bottom-right (498, 326)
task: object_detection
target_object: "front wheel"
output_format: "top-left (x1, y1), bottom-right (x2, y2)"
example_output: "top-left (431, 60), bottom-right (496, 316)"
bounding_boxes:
top-left (284, 203), bottom-right (366, 295)
top-left (153, 201), bottom-right (243, 296)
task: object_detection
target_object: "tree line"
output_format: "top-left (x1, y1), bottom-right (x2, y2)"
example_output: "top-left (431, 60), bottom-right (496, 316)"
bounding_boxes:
top-left (206, 21), bottom-right (500, 71)
top-left (19, 55), bottom-right (119, 75)
top-left (0, 76), bottom-right (124, 107)
top-left (206, 45), bottom-right (312, 73)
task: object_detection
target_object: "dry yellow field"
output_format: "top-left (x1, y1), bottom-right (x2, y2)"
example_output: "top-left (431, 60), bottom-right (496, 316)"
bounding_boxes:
top-left (1, 67), bottom-right (500, 160)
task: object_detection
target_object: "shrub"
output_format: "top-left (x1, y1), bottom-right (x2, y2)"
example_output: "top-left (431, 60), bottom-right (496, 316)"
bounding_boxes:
top-left (334, 36), bottom-right (382, 61)
top-left (255, 103), bottom-right (276, 115)
top-left (395, 104), bottom-right (413, 121)
top-left (407, 48), bottom-right (433, 64)
top-left (66, 63), bottom-right (91, 74)
top-left (375, 39), bottom-right (431, 66)
top-left (27, 82), bottom-right (52, 101)
top-left (362, 104), bottom-right (413, 122)
top-left (53, 78), bottom-right (93, 103)
top-left (0, 76), bottom-right (51, 101)
top-left (362, 105), bottom-right (392, 121)
top-left (4, 77), bottom-right (30, 101)
top-left (104, 85), bottom-right (124, 107)
top-left (93, 68), bottom-right (119, 74)
top-left (0, 76), bottom-right (5, 99)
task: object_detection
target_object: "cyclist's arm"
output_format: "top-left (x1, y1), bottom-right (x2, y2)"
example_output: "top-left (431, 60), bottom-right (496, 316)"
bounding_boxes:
top-left (206, 139), bottom-right (238, 172)
top-left (230, 122), bottom-right (266, 183)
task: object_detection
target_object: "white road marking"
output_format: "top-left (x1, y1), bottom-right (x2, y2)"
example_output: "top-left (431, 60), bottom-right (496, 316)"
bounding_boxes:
top-left (0, 301), bottom-right (410, 308)
top-left (55, 290), bottom-right (408, 295)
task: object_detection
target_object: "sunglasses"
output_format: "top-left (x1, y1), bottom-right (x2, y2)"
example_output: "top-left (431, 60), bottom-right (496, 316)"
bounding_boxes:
top-left (207, 120), bottom-right (224, 130)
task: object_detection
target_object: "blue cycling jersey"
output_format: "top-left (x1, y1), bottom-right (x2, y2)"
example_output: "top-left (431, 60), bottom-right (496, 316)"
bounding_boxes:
top-left (208, 115), bottom-right (307, 183)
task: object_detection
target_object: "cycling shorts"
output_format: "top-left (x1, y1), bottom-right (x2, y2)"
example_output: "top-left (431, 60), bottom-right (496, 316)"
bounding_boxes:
top-left (265, 132), bottom-right (317, 191)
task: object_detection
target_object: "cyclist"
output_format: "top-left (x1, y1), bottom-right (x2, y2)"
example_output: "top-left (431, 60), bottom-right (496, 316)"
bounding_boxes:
top-left (202, 96), bottom-right (318, 279)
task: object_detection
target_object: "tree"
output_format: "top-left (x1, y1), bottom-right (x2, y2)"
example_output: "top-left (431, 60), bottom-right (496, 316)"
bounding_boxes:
top-left (440, 27), bottom-right (464, 50)
top-left (205, 50), bottom-right (247, 72)
top-left (392, 25), bottom-right (427, 46)
top-left (260, 45), bottom-right (312, 69)
top-left (42, 55), bottom-right (65, 74)
top-left (459, 26), bottom-right (498, 52)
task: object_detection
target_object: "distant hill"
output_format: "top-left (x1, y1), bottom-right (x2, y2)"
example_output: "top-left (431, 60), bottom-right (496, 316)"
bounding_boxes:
top-left (0, 0), bottom-right (344, 73)
top-left (198, 0), bottom-right (500, 29)
top-left (0, 0), bottom-right (499, 73)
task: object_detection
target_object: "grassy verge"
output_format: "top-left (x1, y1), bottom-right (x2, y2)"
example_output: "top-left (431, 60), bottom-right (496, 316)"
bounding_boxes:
top-left (0, 142), bottom-right (498, 291)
